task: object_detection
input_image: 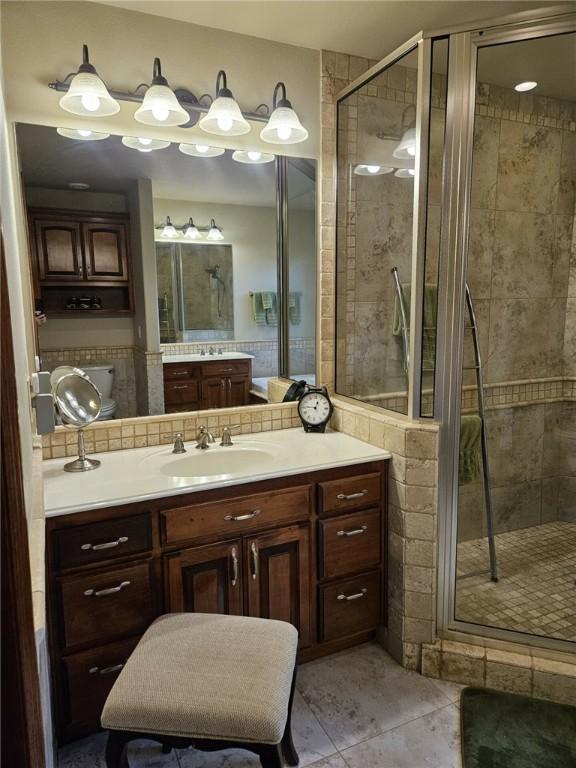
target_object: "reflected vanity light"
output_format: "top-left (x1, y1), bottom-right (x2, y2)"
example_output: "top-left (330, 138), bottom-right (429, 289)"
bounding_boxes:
top-left (159, 216), bottom-right (179, 238)
top-left (57, 127), bottom-right (110, 141)
top-left (260, 82), bottom-right (308, 145)
top-left (514, 80), bottom-right (538, 92)
top-left (353, 164), bottom-right (394, 176)
top-left (178, 143), bottom-right (226, 158)
top-left (199, 71), bottom-right (251, 136)
top-left (58, 45), bottom-right (120, 117)
top-left (183, 218), bottom-right (202, 239)
top-left (134, 58), bottom-right (189, 127)
top-left (393, 127), bottom-right (416, 159)
top-left (122, 136), bottom-right (171, 152)
top-left (394, 168), bottom-right (415, 178)
top-left (232, 149), bottom-right (275, 164)
top-left (206, 218), bottom-right (224, 241)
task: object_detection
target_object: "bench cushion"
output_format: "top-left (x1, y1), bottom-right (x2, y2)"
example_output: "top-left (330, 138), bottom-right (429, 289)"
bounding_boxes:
top-left (101, 613), bottom-right (298, 744)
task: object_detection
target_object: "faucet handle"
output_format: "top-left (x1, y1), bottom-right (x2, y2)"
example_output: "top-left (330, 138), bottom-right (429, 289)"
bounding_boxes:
top-left (172, 433), bottom-right (186, 454)
top-left (220, 424), bottom-right (241, 447)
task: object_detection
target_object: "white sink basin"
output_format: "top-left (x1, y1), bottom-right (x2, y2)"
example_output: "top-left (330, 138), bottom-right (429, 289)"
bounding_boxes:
top-left (161, 447), bottom-right (276, 478)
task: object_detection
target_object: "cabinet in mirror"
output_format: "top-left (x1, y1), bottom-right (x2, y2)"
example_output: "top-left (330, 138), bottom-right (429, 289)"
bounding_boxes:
top-left (16, 124), bottom-right (317, 419)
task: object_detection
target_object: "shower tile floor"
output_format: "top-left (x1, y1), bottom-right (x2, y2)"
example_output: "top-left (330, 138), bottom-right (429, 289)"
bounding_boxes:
top-left (456, 520), bottom-right (576, 641)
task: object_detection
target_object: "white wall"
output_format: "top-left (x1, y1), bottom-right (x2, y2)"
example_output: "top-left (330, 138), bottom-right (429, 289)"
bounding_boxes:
top-left (26, 186), bottom-right (127, 213)
top-left (1, 1), bottom-right (320, 158)
top-left (154, 198), bottom-right (280, 341)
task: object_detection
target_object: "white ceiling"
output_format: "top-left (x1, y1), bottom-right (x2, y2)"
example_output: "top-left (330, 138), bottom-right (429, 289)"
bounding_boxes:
top-left (92, 1), bottom-right (564, 60)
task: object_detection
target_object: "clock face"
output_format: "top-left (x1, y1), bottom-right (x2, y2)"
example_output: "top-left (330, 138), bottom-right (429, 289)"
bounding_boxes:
top-left (299, 391), bottom-right (331, 426)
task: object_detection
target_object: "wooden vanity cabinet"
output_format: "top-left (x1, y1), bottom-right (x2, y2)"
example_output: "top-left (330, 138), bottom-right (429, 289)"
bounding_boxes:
top-left (46, 460), bottom-right (388, 742)
top-left (163, 358), bottom-right (252, 413)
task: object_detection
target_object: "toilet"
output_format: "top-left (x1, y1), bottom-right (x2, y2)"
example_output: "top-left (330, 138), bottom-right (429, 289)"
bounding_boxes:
top-left (81, 365), bottom-right (117, 420)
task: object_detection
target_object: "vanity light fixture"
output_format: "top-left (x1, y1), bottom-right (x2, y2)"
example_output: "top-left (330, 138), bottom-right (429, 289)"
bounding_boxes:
top-left (58, 45), bottom-right (120, 117)
top-left (160, 216), bottom-right (179, 238)
top-left (394, 168), bottom-right (416, 178)
top-left (232, 149), bottom-right (275, 164)
top-left (353, 164), bottom-right (394, 176)
top-left (57, 127), bottom-right (110, 141)
top-left (183, 218), bottom-right (202, 239)
top-left (178, 143), bottom-right (226, 158)
top-left (260, 82), bottom-right (308, 144)
top-left (393, 104), bottom-right (417, 160)
top-left (514, 80), bottom-right (538, 92)
top-left (199, 71), bottom-right (251, 136)
top-left (134, 58), bottom-right (190, 127)
top-left (121, 136), bottom-right (171, 152)
top-left (206, 218), bottom-right (224, 241)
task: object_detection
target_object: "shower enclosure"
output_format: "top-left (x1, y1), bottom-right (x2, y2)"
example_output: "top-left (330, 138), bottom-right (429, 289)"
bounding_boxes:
top-left (335, 8), bottom-right (576, 654)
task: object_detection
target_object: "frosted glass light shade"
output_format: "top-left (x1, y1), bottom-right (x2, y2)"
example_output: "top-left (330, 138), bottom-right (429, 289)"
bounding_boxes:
top-left (160, 217), bottom-right (179, 238)
top-left (353, 164), bottom-right (394, 176)
top-left (183, 219), bottom-right (201, 239)
top-left (178, 143), bottom-right (225, 158)
top-left (134, 84), bottom-right (189, 127)
top-left (393, 127), bottom-right (417, 160)
top-left (395, 168), bottom-right (416, 178)
top-left (206, 219), bottom-right (224, 240)
top-left (199, 96), bottom-right (250, 136)
top-left (122, 136), bottom-right (170, 152)
top-left (59, 72), bottom-right (120, 117)
top-left (232, 150), bottom-right (275, 164)
top-left (260, 106), bottom-right (308, 144)
top-left (57, 127), bottom-right (110, 141)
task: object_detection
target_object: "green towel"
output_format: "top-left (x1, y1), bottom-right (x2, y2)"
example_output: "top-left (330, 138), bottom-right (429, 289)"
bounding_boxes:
top-left (261, 291), bottom-right (278, 326)
top-left (459, 414), bottom-right (482, 485)
top-left (251, 292), bottom-right (267, 326)
top-left (288, 292), bottom-right (301, 325)
top-left (392, 283), bottom-right (438, 371)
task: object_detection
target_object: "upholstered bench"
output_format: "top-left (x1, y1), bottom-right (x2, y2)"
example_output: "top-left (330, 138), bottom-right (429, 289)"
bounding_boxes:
top-left (101, 613), bottom-right (300, 768)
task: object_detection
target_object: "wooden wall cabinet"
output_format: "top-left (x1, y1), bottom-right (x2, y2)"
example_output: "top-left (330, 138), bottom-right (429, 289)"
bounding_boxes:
top-left (163, 358), bottom-right (252, 412)
top-left (46, 460), bottom-right (388, 742)
top-left (29, 208), bottom-right (133, 315)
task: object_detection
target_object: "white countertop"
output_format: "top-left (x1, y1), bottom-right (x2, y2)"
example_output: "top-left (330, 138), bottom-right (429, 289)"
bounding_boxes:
top-left (43, 429), bottom-right (390, 517)
top-left (163, 352), bottom-right (255, 363)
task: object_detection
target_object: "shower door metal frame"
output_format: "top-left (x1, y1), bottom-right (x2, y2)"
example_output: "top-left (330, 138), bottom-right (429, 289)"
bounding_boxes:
top-left (334, 31), bottom-right (433, 422)
top-left (435, 12), bottom-right (576, 654)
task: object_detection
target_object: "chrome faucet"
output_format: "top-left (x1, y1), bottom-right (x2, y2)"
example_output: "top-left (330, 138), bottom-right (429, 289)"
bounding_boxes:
top-left (209, 346), bottom-right (215, 355)
top-left (196, 425), bottom-right (215, 450)
top-left (220, 424), bottom-right (241, 447)
top-left (172, 433), bottom-right (186, 454)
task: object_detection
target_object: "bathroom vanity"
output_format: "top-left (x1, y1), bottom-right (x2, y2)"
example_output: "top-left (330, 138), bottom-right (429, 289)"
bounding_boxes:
top-left (163, 353), bottom-right (253, 412)
top-left (43, 431), bottom-right (389, 741)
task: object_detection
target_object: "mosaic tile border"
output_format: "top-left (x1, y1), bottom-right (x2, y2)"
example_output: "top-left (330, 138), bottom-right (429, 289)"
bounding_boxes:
top-left (41, 346), bottom-right (135, 363)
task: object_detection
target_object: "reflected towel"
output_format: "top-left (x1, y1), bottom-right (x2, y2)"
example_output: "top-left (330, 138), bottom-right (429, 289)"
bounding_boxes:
top-left (261, 291), bottom-right (278, 326)
top-left (251, 292), bottom-right (267, 326)
top-left (459, 415), bottom-right (482, 485)
top-left (392, 283), bottom-right (438, 371)
top-left (288, 292), bottom-right (301, 325)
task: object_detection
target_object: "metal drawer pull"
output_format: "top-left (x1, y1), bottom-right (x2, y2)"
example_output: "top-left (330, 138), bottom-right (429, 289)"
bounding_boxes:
top-left (81, 537), bottom-right (128, 551)
top-left (337, 525), bottom-right (368, 537)
top-left (84, 580), bottom-right (131, 597)
top-left (170, 371), bottom-right (189, 376)
top-left (336, 490), bottom-right (368, 501)
top-left (89, 663), bottom-right (124, 675)
top-left (337, 588), bottom-right (367, 602)
top-left (172, 385), bottom-right (188, 390)
top-left (251, 542), bottom-right (259, 580)
top-left (231, 547), bottom-right (239, 587)
top-left (224, 509), bottom-right (261, 522)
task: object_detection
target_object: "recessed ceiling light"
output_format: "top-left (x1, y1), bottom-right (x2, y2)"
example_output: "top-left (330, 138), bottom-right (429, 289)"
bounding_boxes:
top-left (514, 81), bottom-right (537, 92)
top-left (68, 182), bottom-right (90, 190)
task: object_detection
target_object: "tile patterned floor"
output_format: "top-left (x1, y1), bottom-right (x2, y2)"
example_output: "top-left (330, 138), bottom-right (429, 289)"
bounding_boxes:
top-left (456, 520), bottom-right (576, 641)
top-left (58, 643), bottom-right (464, 768)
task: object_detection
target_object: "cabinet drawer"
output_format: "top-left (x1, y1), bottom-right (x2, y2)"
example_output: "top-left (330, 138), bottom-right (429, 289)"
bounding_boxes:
top-left (201, 361), bottom-right (249, 377)
top-left (319, 509), bottom-right (381, 580)
top-left (164, 379), bottom-right (199, 406)
top-left (162, 485), bottom-right (311, 545)
top-left (319, 473), bottom-right (381, 515)
top-left (320, 571), bottom-right (381, 643)
top-left (61, 637), bottom-right (139, 727)
top-left (57, 561), bottom-right (154, 650)
top-left (163, 363), bottom-right (200, 380)
top-left (52, 513), bottom-right (152, 571)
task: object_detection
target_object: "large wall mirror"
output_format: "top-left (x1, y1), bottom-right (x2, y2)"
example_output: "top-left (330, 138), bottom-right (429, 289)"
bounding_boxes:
top-left (16, 124), bottom-right (316, 419)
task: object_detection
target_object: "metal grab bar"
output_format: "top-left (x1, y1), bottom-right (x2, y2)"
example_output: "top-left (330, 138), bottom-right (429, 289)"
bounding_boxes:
top-left (391, 267), bottom-right (410, 374)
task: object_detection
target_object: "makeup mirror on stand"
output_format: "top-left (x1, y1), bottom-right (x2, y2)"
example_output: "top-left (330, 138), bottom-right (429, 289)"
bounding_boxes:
top-left (52, 367), bottom-right (102, 472)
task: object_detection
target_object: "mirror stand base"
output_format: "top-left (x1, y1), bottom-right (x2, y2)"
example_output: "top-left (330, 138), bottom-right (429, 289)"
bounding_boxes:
top-left (63, 457), bottom-right (101, 473)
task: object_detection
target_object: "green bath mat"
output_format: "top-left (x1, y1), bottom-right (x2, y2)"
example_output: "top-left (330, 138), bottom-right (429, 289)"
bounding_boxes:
top-left (461, 688), bottom-right (576, 768)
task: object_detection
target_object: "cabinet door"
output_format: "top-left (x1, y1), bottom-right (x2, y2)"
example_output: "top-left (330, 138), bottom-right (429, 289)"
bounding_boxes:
top-left (166, 540), bottom-right (242, 616)
top-left (34, 219), bottom-right (83, 281)
top-left (245, 525), bottom-right (311, 647)
top-left (82, 222), bottom-right (128, 282)
top-left (200, 377), bottom-right (227, 410)
top-left (227, 375), bottom-right (250, 407)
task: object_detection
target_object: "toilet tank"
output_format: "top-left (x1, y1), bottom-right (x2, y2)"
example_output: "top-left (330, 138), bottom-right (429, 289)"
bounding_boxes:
top-left (81, 365), bottom-right (114, 398)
